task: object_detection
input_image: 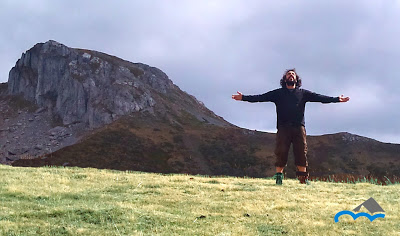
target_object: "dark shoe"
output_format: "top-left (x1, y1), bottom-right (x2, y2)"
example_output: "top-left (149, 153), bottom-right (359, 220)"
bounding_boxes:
top-left (274, 173), bottom-right (283, 185)
top-left (298, 176), bottom-right (310, 185)
top-left (296, 171), bottom-right (310, 185)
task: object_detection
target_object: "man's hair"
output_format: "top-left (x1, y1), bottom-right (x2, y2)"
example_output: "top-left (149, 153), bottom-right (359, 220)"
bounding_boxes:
top-left (280, 68), bottom-right (302, 88)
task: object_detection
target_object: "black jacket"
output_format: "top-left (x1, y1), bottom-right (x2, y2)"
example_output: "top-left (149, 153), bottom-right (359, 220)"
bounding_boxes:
top-left (242, 87), bottom-right (340, 128)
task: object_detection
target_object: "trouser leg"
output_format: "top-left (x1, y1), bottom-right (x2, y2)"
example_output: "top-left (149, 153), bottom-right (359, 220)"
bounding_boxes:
top-left (274, 127), bottom-right (291, 168)
top-left (293, 126), bottom-right (310, 184)
top-left (292, 126), bottom-right (308, 167)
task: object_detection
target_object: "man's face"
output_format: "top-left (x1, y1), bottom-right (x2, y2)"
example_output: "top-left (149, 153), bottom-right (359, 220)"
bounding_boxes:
top-left (285, 71), bottom-right (297, 82)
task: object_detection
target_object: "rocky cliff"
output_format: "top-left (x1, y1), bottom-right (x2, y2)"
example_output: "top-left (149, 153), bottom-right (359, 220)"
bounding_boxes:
top-left (1, 40), bottom-right (229, 163)
top-left (8, 40), bottom-right (226, 128)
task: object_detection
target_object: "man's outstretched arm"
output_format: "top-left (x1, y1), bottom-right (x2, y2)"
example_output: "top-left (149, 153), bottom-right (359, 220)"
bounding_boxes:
top-left (305, 90), bottom-right (350, 103)
top-left (231, 90), bottom-right (277, 102)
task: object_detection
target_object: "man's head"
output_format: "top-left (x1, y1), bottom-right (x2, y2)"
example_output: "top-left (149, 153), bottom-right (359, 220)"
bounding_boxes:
top-left (280, 68), bottom-right (302, 88)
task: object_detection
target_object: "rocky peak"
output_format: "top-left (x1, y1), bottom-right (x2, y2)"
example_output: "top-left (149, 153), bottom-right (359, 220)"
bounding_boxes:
top-left (1, 40), bottom-right (230, 164)
top-left (7, 40), bottom-right (178, 128)
top-left (339, 132), bottom-right (375, 143)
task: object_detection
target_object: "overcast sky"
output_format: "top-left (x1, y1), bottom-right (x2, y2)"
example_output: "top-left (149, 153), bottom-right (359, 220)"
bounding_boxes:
top-left (1, 1), bottom-right (399, 144)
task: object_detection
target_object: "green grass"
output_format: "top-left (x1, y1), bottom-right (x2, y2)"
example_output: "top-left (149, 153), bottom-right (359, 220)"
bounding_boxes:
top-left (0, 165), bottom-right (399, 235)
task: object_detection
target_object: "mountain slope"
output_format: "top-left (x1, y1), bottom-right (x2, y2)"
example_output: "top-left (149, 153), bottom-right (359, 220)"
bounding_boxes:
top-left (1, 40), bottom-right (229, 163)
top-left (13, 111), bottom-right (400, 178)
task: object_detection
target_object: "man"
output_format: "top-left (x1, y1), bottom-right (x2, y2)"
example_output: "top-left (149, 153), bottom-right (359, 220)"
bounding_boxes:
top-left (232, 69), bottom-right (349, 185)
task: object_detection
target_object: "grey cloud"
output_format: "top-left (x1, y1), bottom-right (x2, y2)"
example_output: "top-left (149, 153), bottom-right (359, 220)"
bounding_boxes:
top-left (0, 1), bottom-right (399, 143)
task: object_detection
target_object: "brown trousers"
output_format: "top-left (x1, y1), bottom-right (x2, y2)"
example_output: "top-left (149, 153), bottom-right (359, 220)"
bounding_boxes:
top-left (274, 125), bottom-right (308, 167)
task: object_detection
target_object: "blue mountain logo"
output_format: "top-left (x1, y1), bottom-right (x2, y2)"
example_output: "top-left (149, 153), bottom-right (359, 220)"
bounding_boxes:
top-left (334, 197), bottom-right (385, 223)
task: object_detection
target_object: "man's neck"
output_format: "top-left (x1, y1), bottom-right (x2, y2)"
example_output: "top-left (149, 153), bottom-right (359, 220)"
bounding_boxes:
top-left (286, 85), bottom-right (296, 90)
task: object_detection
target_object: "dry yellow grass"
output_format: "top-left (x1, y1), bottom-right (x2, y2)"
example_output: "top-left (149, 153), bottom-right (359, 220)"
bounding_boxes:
top-left (0, 165), bottom-right (398, 235)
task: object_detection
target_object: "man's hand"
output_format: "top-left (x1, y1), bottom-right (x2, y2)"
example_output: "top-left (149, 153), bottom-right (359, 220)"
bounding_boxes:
top-left (232, 91), bottom-right (243, 101)
top-left (339, 94), bottom-right (350, 102)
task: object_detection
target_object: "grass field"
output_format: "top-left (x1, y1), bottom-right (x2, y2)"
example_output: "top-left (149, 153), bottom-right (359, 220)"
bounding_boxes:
top-left (0, 165), bottom-right (399, 235)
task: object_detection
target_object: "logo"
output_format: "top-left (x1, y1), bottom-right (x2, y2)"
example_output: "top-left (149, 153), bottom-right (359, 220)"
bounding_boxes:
top-left (334, 197), bottom-right (385, 223)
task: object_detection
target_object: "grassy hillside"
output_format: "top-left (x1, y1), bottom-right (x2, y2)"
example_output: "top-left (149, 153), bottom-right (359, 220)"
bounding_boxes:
top-left (0, 165), bottom-right (399, 235)
top-left (13, 111), bottom-right (400, 179)
top-left (13, 112), bottom-right (277, 177)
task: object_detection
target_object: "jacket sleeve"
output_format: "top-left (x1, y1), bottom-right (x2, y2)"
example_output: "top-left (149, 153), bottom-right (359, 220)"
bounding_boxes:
top-left (242, 89), bottom-right (278, 103)
top-left (304, 89), bottom-right (340, 103)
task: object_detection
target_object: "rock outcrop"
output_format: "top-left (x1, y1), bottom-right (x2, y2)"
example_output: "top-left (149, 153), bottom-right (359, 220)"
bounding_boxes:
top-left (8, 40), bottom-right (174, 128)
top-left (1, 40), bottom-right (229, 163)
